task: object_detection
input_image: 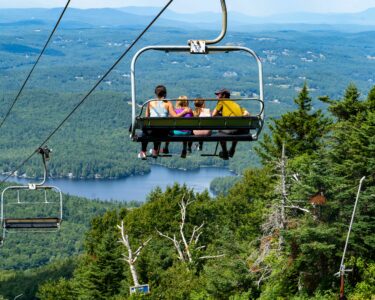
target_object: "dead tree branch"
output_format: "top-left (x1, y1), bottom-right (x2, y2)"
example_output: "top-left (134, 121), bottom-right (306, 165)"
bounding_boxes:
top-left (157, 196), bottom-right (223, 264)
top-left (117, 221), bottom-right (151, 286)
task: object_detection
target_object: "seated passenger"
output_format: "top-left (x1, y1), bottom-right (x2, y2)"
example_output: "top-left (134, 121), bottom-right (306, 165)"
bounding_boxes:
top-left (138, 85), bottom-right (190, 160)
top-left (192, 98), bottom-right (211, 151)
top-left (173, 96), bottom-right (193, 158)
top-left (211, 88), bottom-right (250, 160)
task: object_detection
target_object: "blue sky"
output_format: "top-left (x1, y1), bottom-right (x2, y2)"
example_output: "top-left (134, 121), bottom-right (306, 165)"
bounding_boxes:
top-left (2, 0), bottom-right (375, 16)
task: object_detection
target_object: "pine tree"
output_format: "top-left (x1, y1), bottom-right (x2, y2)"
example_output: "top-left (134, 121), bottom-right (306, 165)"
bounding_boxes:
top-left (256, 83), bottom-right (331, 162)
top-left (73, 210), bottom-right (127, 299)
top-left (322, 83), bottom-right (366, 121)
top-left (366, 85), bottom-right (375, 111)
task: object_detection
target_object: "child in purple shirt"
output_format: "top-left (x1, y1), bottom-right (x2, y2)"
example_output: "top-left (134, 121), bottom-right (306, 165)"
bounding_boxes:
top-left (173, 96), bottom-right (193, 158)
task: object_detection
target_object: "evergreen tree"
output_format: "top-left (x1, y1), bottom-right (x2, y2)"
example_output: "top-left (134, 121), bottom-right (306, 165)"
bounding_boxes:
top-left (324, 83), bottom-right (365, 121)
top-left (72, 210), bottom-right (127, 299)
top-left (256, 83), bottom-right (331, 163)
top-left (366, 85), bottom-right (375, 111)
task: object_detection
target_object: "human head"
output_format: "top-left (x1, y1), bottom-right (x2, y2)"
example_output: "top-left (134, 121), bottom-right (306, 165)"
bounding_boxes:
top-left (155, 85), bottom-right (167, 98)
top-left (194, 98), bottom-right (205, 108)
top-left (176, 95), bottom-right (189, 108)
top-left (215, 88), bottom-right (230, 99)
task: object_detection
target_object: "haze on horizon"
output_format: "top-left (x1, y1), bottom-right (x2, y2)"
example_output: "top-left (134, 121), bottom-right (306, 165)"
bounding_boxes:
top-left (1, 0), bottom-right (375, 17)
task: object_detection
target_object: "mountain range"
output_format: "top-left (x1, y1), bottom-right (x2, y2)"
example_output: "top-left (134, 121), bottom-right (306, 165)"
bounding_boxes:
top-left (1, 7), bottom-right (375, 32)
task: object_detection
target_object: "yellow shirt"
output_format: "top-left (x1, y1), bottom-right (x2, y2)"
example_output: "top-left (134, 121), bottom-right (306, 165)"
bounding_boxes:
top-left (215, 100), bottom-right (245, 117)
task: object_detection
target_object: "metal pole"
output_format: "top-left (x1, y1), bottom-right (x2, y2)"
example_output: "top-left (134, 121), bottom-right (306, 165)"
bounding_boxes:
top-left (337, 176), bottom-right (365, 300)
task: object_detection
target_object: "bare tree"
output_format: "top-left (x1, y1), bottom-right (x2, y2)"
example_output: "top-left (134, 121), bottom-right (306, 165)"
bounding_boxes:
top-left (157, 195), bottom-right (224, 264)
top-left (250, 143), bottom-right (310, 286)
top-left (117, 221), bottom-right (151, 287)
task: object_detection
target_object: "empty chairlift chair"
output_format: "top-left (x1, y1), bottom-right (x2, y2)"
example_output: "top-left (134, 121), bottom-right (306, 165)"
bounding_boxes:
top-left (1, 147), bottom-right (63, 245)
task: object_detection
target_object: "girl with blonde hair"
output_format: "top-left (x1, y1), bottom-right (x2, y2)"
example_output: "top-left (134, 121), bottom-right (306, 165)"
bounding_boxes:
top-left (173, 96), bottom-right (193, 158)
top-left (192, 98), bottom-right (211, 151)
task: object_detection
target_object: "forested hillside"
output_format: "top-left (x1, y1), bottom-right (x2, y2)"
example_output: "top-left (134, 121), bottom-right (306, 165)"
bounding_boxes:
top-left (1, 83), bottom-right (371, 299)
top-left (1, 22), bottom-right (375, 178)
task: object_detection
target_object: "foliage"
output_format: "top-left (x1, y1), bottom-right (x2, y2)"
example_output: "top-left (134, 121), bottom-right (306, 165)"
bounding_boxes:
top-left (0, 258), bottom-right (77, 300)
top-left (210, 175), bottom-right (241, 196)
top-left (256, 83), bottom-right (331, 162)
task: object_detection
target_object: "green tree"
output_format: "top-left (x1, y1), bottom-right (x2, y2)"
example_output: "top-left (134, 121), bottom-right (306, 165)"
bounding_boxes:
top-left (257, 83), bottom-right (331, 162)
top-left (38, 278), bottom-right (77, 300)
top-left (322, 83), bottom-right (365, 121)
top-left (72, 210), bottom-right (128, 299)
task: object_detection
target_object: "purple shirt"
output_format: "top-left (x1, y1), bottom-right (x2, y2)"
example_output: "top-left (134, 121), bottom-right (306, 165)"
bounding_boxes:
top-left (175, 108), bottom-right (193, 118)
top-left (174, 108), bottom-right (192, 133)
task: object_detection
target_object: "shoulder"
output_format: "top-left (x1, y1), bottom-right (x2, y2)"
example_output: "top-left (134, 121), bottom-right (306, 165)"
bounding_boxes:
top-left (215, 101), bottom-right (223, 108)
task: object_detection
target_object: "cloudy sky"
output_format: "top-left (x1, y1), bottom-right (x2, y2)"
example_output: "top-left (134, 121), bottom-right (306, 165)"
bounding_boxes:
top-left (1, 0), bottom-right (375, 16)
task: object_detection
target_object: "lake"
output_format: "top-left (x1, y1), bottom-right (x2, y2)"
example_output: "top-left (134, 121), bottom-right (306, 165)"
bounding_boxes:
top-left (1, 165), bottom-right (235, 202)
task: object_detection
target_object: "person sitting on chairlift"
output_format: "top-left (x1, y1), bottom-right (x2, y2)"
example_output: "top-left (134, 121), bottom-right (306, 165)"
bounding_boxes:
top-left (211, 88), bottom-right (250, 160)
top-left (192, 98), bottom-right (212, 151)
top-left (138, 85), bottom-right (191, 160)
top-left (172, 96), bottom-right (193, 158)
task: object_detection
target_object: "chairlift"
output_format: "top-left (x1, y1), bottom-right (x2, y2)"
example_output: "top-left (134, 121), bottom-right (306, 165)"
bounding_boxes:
top-left (130, 0), bottom-right (264, 148)
top-left (1, 146), bottom-right (63, 246)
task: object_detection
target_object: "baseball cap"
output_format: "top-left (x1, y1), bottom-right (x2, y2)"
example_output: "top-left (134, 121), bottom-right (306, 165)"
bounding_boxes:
top-left (214, 88), bottom-right (230, 97)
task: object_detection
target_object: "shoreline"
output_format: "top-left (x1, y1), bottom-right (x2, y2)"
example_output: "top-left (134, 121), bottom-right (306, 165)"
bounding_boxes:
top-left (1, 164), bottom-right (237, 182)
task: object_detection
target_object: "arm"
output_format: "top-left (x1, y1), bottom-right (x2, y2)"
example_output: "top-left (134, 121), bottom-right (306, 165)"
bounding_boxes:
top-left (242, 108), bottom-right (250, 116)
top-left (168, 103), bottom-right (191, 118)
top-left (212, 108), bottom-right (219, 116)
top-left (212, 102), bottom-right (222, 117)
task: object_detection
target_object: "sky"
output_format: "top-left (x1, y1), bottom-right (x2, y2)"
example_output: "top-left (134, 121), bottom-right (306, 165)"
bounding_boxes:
top-left (1, 0), bottom-right (375, 16)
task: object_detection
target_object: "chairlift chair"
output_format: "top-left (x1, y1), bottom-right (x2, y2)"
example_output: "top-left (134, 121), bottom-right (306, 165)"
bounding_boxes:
top-left (1, 147), bottom-right (63, 246)
top-left (130, 0), bottom-right (264, 148)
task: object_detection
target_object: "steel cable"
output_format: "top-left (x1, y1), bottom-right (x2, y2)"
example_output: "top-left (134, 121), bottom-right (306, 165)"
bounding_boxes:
top-left (0, 0), bottom-right (173, 184)
top-left (0, 0), bottom-right (72, 130)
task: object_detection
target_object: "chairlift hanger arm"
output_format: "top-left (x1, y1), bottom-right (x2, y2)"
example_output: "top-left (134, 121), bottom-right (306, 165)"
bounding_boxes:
top-left (188, 0), bottom-right (227, 46)
top-left (29, 146), bottom-right (51, 187)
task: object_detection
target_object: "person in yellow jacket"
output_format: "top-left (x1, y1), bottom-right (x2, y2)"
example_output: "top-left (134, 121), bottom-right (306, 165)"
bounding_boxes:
top-left (212, 88), bottom-right (249, 160)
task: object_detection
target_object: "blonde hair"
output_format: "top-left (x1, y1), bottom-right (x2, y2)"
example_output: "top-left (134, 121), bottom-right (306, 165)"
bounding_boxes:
top-left (193, 98), bottom-right (205, 117)
top-left (176, 95), bottom-right (189, 108)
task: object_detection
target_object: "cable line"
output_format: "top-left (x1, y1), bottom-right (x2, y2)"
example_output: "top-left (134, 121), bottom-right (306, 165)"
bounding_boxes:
top-left (0, 0), bottom-right (173, 184)
top-left (0, 0), bottom-right (71, 131)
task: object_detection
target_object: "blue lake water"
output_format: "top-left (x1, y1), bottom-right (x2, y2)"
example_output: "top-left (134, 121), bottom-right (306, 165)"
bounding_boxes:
top-left (1, 165), bottom-right (234, 202)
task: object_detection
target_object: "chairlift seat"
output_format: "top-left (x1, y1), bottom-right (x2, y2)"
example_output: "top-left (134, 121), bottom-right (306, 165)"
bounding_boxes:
top-left (133, 116), bottom-right (262, 142)
top-left (4, 218), bottom-right (62, 229)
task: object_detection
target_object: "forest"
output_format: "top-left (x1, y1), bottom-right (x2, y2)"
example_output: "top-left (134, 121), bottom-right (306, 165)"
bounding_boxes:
top-left (1, 23), bottom-right (375, 179)
top-left (1, 82), bottom-right (373, 299)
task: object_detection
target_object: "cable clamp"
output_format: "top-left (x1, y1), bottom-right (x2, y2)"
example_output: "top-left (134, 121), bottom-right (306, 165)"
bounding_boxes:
top-left (189, 40), bottom-right (207, 54)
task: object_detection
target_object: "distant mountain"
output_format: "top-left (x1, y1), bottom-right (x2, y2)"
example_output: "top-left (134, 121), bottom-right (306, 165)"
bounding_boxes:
top-left (117, 6), bottom-right (375, 26)
top-left (246, 8), bottom-right (375, 25)
top-left (1, 7), bottom-right (375, 32)
top-left (0, 8), bottom-right (198, 29)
